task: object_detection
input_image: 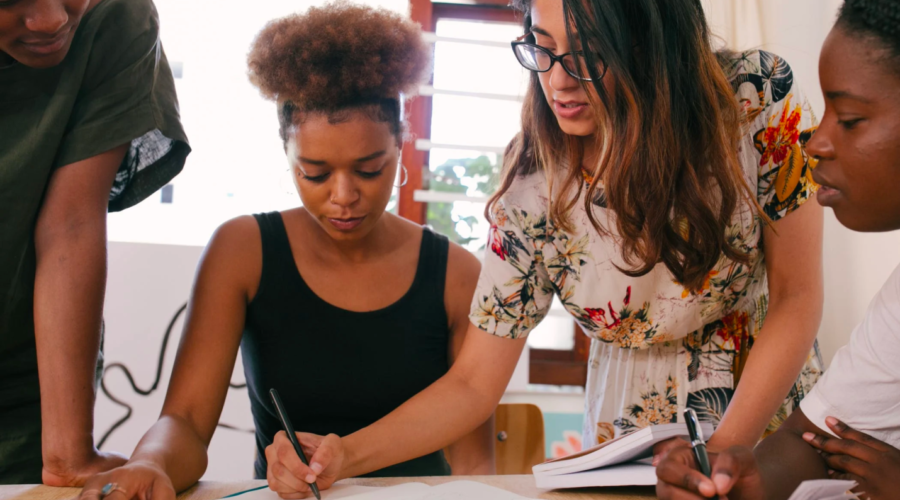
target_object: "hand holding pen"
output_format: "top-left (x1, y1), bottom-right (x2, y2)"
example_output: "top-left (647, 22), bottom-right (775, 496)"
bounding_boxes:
top-left (655, 411), bottom-right (767, 499)
top-left (266, 389), bottom-right (345, 499)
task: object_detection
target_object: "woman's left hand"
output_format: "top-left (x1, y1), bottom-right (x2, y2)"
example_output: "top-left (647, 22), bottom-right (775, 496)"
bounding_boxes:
top-left (803, 417), bottom-right (900, 500)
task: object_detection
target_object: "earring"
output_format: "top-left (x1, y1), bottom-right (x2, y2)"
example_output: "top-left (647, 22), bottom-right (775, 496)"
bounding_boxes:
top-left (395, 164), bottom-right (408, 188)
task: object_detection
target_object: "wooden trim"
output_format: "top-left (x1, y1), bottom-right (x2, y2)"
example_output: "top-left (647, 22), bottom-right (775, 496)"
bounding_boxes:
top-left (528, 354), bottom-right (588, 387)
top-left (432, 2), bottom-right (520, 24)
top-left (399, 0), bottom-right (435, 224)
top-left (529, 324), bottom-right (591, 387)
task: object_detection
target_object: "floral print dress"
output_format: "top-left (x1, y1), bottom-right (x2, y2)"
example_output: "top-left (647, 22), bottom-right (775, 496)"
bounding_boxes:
top-left (469, 50), bottom-right (824, 447)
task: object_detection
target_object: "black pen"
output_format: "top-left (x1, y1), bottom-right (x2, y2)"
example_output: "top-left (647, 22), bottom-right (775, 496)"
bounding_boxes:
top-left (269, 388), bottom-right (322, 500)
top-left (683, 408), bottom-right (712, 477)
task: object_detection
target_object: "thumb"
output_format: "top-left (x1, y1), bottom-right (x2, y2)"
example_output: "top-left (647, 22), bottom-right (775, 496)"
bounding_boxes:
top-left (309, 434), bottom-right (341, 475)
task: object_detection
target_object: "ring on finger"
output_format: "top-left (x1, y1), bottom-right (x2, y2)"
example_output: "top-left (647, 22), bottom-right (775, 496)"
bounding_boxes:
top-left (101, 483), bottom-right (127, 498)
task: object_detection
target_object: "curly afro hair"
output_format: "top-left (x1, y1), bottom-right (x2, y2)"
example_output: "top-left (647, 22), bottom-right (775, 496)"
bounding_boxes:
top-left (248, 2), bottom-right (431, 145)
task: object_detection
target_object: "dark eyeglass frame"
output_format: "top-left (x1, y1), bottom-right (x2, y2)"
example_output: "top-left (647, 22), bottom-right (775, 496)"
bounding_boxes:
top-left (510, 40), bottom-right (607, 82)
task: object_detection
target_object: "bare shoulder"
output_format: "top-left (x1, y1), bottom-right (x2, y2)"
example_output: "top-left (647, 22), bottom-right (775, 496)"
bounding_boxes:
top-left (202, 215), bottom-right (263, 300)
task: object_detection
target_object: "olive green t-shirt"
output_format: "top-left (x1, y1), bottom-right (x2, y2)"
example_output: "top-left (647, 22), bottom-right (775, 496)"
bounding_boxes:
top-left (0, 0), bottom-right (188, 477)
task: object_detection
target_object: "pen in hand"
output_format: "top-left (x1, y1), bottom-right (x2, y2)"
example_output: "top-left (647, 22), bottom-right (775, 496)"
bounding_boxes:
top-left (269, 388), bottom-right (322, 500)
top-left (683, 408), bottom-right (712, 478)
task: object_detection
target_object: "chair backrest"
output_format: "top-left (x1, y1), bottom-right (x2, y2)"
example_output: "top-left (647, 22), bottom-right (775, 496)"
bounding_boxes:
top-left (494, 403), bottom-right (545, 475)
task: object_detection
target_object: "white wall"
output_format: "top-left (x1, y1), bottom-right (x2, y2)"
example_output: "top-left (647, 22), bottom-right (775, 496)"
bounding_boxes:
top-left (98, 242), bottom-right (257, 480)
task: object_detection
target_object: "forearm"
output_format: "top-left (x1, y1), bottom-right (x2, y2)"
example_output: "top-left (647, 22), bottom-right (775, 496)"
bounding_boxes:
top-left (128, 415), bottom-right (210, 492)
top-left (711, 299), bottom-right (821, 450)
top-left (34, 216), bottom-right (108, 468)
top-left (754, 428), bottom-right (829, 500)
top-left (342, 372), bottom-right (500, 479)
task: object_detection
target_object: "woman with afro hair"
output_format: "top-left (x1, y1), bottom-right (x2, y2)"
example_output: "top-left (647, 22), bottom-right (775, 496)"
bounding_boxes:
top-left (77, 3), bottom-right (493, 498)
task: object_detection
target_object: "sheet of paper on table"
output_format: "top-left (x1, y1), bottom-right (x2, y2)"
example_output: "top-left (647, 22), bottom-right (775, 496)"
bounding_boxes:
top-left (786, 479), bottom-right (858, 500)
top-left (222, 480), bottom-right (539, 500)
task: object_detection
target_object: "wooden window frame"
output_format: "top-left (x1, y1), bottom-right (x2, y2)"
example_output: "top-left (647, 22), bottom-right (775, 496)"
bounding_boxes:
top-left (402, 0), bottom-right (589, 388)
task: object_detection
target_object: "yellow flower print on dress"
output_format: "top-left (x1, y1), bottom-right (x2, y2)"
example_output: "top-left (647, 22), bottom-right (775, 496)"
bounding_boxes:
top-left (574, 287), bottom-right (662, 349)
top-left (754, 96), bottom-right (819, 218)
top-left (614, 376), bottom-right (679, 432)
top-left (596, 422), bottom-right (615, 444)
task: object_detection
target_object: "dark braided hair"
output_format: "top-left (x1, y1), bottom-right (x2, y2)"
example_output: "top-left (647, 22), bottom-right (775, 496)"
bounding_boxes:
top-left (838, 0), bottom-right (900, 68)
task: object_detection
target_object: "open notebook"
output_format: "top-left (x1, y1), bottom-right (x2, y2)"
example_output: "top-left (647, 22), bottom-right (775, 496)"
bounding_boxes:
top-left (221, 481), bottom-right (539, 500)
top-left (533, 422), bottom-right (713, 489)
top-left (787, 480), bottom-right (858, 500)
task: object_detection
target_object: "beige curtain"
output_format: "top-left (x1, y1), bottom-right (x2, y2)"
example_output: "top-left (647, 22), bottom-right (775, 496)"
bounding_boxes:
top-left (701, 0), bottom-right (766, 50)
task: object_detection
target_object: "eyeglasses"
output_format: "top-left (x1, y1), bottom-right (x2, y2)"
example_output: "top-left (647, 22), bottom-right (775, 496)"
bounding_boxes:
top-left (511, 39), bottom-right (607, 82)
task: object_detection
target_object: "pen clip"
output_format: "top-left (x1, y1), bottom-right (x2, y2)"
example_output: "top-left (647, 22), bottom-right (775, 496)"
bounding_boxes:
top-left (683, 408), bottom-right (705, 445)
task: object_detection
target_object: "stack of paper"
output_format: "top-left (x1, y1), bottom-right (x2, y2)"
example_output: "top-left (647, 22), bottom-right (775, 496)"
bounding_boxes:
top-left (532, 422), bottom-right (713, 489)
top-left (786, 480), bottom-right (858, 500)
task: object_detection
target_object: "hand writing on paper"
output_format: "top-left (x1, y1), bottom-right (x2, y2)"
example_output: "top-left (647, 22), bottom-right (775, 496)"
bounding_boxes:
top-left (803, 417), bottom-right (900, 500)
top-left (79, 461), bottom-right (175, 500)
top-left (266, 431), bottom-right (343, 499)
top-left (656, 444), bottom-right (765, 500)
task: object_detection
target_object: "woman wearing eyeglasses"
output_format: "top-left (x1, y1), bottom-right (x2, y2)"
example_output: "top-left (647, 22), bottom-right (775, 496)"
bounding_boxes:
top-left (496, 0), bottom-right (825, 451)
top-left (261, 0), bottom-right (825, 494)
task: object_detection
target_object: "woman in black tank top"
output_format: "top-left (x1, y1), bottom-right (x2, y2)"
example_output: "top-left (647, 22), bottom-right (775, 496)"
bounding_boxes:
top-left (77, 4), bottom-right (492, 497)
top-left (243, 213), bottom-right (457, 478)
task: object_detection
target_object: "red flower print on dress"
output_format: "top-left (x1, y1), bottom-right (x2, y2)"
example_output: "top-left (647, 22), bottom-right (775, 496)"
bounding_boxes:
top-left (489, 225), bottom-right (508, 261)
top-left (489, 225), bottom-right (529, 262)
top-left (758, 96), bottom-right (802, 167)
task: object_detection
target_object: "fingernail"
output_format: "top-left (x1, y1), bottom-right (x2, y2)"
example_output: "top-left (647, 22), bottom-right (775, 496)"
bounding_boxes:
top-left (803, 432), bottom-right (815, 441)
top-left (652, 456), bottom-right (659, 466)
top-left (826, 416), bottom-right (838, 426)
top-left (713, 473), bottom-right (730, 492)
top-left (305, 474), bottom-right (316, 483)
top-left (699, 480), bottom-right (716, 497)
top-left (311, 462), bottom-right (323, 474)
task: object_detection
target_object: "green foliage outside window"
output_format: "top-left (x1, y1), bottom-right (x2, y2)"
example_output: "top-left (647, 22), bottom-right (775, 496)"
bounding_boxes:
top-left (426, 155), bottom-right (500, 248)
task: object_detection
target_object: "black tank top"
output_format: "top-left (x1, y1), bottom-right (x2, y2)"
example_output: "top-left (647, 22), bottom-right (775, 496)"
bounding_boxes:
top-left (241, 212), bottom-right (452, 479)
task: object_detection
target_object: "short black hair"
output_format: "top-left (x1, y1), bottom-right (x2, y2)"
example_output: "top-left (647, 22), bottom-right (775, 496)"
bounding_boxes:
top-left (837, 0), bottom-right (900, 68)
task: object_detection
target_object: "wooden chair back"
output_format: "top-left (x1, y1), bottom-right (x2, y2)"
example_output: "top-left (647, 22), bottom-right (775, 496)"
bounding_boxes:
top-left (494, 403), bottom-right (546, 475)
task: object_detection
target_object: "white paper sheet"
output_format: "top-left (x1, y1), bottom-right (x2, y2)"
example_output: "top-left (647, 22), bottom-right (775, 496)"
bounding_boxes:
top-left (222, 480), bottom-right (538, 500)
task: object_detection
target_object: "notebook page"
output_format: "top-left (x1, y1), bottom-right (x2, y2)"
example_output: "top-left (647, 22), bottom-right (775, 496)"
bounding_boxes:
top-left (786, 479), bottom-right (857, 500)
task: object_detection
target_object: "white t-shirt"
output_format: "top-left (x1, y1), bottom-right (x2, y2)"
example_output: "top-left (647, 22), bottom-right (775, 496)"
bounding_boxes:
top-left (800, 263), bottom-right (900, 448)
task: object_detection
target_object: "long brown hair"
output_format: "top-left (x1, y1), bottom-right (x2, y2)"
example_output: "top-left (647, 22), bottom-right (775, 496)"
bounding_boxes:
top-left (490, 0), bottom-right (758, 292)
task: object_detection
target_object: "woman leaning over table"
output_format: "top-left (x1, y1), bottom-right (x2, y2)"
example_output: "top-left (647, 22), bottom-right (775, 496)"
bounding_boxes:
top-left (220, 0), bottom-right (823, 496)
top-left (0, 0), bottom-right (188, 486)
